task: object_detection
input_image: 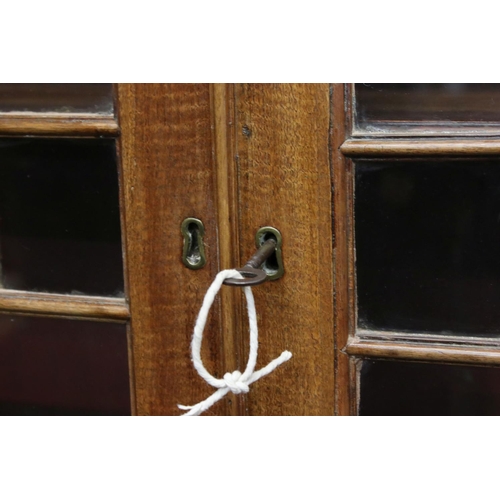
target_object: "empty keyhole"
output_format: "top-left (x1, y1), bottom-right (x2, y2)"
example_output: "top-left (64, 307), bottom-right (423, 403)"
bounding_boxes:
top-left (187, 222), bottom-right (201, 266)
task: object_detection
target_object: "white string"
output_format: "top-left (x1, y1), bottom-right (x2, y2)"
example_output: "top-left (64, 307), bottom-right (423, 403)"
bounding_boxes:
top-left (178, 269), bottom-right (292, 416)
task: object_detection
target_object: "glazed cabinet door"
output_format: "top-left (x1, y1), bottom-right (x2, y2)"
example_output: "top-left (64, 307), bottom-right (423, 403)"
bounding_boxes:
top-left (8, 83), bottom-right (498, 416)
top-left (337, 84), bottom-right (500, 415)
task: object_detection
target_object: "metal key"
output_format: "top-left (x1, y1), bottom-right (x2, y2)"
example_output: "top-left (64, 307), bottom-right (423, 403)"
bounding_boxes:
top-left (223, 238), bottom-right (277, 287)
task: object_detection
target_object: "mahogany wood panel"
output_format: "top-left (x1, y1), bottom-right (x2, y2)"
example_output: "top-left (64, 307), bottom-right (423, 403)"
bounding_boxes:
top-left (0, 113), bottom-right (118, 137)
top-left (0, 290), bottom-right (128, 321)
top-left (118, 84), bottom-right (225, 415)
top-left (341, 138), bottom-right (500, 157)
top-left (233, 84), bottom-right (334, 415)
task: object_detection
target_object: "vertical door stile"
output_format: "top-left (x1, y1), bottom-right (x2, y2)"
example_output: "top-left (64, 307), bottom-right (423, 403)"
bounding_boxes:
top-left (118, 84), bottom-right (225, 415)
top-left (211, 83), bottom-right (246, 415)
top-left (332, 83), bottom-right (355, 415)
top-left (234, 84), bottom-right (335, 415)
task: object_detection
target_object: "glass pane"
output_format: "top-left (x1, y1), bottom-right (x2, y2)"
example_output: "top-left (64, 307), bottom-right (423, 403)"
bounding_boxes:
top-left (0, 84), bottom-right (113, 115)
top-left (0, 138), bottom-right (124, 297)
top-left (359, 359), bottom-right (500, 416)
top-left (355, 83), bottom-right (500, 134)
top-left (0, 315), bottom-right (130, 415)
top-left (356, 160), bottom-right (500, 336)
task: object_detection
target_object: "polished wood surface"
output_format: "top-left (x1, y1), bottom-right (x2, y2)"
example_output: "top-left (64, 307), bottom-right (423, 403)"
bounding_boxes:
top-left (341, 138), bottom-right (500, 157)
top-left (0, 290), bottom-right (128, 321)
top-left (332, 84), bottom-right (354, 415)
top-left (347, 338), bottom-right (500, 366)
top-left (233, 84), bottom-right (334, 415)
top-left (4, 84), bottom-right (500, 415)
top-left (0, 113), bottom-right (119, 137)
top-left (117, 84), bottom-right (500, 415)
top-left (118, 84), bottom-right (225, 415)
top-left (211, 84), bottom-right (242, 415)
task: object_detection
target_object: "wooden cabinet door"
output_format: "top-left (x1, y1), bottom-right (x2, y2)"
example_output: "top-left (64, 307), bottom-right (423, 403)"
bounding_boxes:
top-left (0, 83), bottom-right (334, 416)
top-left (0, 84), bottom-right (130, 416)
top-left (120, 83), bottom-right (500, 416)
top-left (337, 84), bottom-right (500, 415)
top-left (5, 84), bottom-right (499, 415)
top-left (118, 84), bottom-right (335, 415)
top-left (226, 84), bottom-right (335, 416)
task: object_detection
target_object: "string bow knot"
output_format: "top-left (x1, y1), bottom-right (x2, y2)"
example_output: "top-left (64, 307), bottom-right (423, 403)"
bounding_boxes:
top-left (223, 371), bottom-right (250, 394)
top-left (178, 269), bottom-right (292, 416)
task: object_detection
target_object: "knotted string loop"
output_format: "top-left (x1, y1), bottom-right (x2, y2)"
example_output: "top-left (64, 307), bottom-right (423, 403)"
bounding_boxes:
top-left (178, 269), bottom-right (292, 416)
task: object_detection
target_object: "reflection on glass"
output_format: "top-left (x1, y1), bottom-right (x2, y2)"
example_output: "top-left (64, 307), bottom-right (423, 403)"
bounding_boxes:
top-left (356, 160), bottom-right (500, 336)
top-left (0, 84), bottom-right (113, 115)
top-left (0, 138), bottom-right (124, 296)
top-left (355, 83), bottom-right (500, 134)
top-left (0, 315), bottom-right (130, 415)
top-left (359, 359), bottom-right (500, 416)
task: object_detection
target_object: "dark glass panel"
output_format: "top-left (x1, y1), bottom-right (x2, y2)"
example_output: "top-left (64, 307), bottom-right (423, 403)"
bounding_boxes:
top-left (0, 84), bottom-right (113, 114)
top-left (356, 160), bottom-right (500, 336)
top-left (0, 138), bottom-right (124, 296)
top-left (359, 359), bottom-right (500, 416)
top-left (0, 315), bottom-right (130, 415)
top-left (355, 84), bottom-right (500, 134)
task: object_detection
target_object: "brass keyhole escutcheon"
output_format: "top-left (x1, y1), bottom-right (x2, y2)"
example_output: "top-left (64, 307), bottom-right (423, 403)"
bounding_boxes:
top-left (255, 226), bottom-right (284, 281)
top-left (181, 217), bottom-right (206, 270)
top-left (223, 226), bottom-right (284, 287)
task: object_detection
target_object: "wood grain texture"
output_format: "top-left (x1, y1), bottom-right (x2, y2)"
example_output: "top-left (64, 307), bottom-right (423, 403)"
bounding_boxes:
top-left (331, 84), bottom-right (354, 415)
top-left (211, 84), bottom-right (244, 415)
top-left (234, 84), bottom-right (334, 415)
top-left (118, 84), bottom-right (225, 415)
top-left (0, 290), bottom-right (128, 321)
top-left (341, 138), bottom-right (500, 157)
top-left (347, 339), bottom-right (500, 366)
top-left (0, 113), bottom-right (119, 137)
